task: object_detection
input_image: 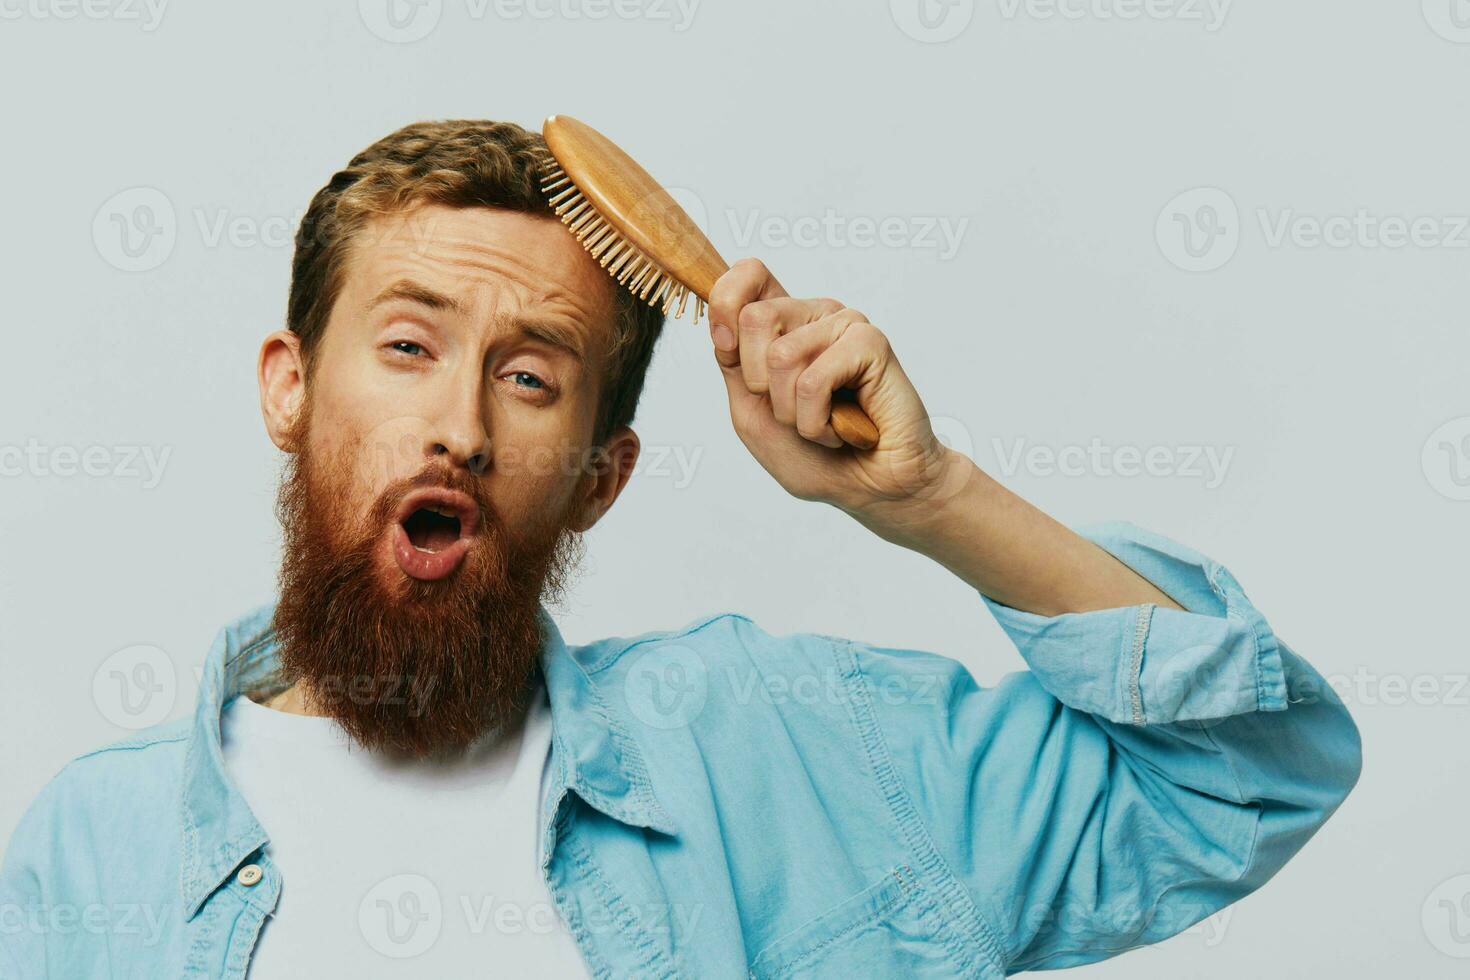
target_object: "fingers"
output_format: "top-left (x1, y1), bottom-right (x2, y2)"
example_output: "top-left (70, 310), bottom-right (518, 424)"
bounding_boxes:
top-left (733, 296), bottom-right (844, 395)
top-left (793, 316), bottom-right (887, 450)
top-left (765, 309), bottom-right (868, 447)
top-left (706, 259), bottom-right (886, 452)
top-left (708, 258), bottom-right (789, 371)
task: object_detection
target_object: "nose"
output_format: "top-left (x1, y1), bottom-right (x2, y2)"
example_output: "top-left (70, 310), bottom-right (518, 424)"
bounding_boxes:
top-left (424, 377), bottom-right (492, 475)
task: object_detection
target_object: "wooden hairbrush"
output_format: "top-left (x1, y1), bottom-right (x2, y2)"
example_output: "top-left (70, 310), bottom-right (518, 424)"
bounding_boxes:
top-left (539, 115), bottom-right (881, 451)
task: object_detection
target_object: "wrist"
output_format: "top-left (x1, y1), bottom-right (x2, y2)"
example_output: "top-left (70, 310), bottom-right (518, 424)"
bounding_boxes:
top-left (845, 447), bottom-right (982, 550)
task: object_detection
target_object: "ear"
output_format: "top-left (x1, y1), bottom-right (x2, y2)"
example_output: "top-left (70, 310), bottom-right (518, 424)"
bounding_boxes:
top-left (258, 330), bottom-right (306, 451)
top-left (568, 426), bottom-right (641, 533)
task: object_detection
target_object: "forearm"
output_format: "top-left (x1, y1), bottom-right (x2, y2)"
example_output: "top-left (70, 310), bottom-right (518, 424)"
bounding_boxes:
top-left (849, 449), bottom-right (1184, 617)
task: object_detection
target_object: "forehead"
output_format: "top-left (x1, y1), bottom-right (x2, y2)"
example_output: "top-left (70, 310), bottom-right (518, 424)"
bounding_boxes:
top-left (341, 203), bottom-right (619, 346)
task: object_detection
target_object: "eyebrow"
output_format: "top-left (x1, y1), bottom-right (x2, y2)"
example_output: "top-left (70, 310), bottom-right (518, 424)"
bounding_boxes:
top-left (369, 279), bottom-right (467, 316)
top-left (514, 316), bottom-right (588, 366)
top-left (369, 278), bottom-right (588, 365)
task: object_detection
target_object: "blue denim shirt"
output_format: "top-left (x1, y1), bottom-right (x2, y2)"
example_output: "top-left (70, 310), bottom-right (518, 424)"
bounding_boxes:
top-left (0, 523), bottom-right (1361, 978)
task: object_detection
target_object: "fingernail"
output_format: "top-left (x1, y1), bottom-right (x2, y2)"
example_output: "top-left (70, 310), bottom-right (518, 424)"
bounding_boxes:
top-left (711, 323), bottom-right (736, 350)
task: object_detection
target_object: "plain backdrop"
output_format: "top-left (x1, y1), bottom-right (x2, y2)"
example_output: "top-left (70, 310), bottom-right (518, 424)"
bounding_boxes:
top-left (2, 1), bottom-right (1467, 976)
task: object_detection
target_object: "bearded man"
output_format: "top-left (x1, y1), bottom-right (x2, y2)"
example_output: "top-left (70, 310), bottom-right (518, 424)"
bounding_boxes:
top-left (0, 121), bottom-right (1361, 979)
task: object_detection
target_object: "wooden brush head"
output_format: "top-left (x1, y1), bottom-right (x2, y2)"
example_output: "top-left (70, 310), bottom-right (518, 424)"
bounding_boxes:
top-left (539, 115), bottom-right (882, 451)
top-left (541, 115), bottom-right (728, 320)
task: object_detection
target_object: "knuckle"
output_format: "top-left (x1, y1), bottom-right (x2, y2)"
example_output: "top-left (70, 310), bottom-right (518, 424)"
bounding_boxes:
top-left (853, 319), bottom-right (887, 348)
top-left (767, 338), bottom-right (802, 371)
top-left (816, 297), bottom-right (845, 315)
top-left (739, 302), bottom-right (779, 335)
top-left (794, 371), bottom-right (826, 398)
top-left (708, 272), bottom-right (737, 304)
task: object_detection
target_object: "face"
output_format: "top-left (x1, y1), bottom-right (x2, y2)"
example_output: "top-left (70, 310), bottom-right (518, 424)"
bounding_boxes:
top-left (257, 204), bottom-right (641, 756)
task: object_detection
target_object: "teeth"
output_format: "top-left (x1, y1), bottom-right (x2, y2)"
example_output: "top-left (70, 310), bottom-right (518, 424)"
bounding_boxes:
top-left (425, 505), bottom-right (456, 518)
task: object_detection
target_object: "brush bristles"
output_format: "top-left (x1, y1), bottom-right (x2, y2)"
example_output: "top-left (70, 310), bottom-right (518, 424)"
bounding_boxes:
top-left (539, 161), bottom-right (704, 322)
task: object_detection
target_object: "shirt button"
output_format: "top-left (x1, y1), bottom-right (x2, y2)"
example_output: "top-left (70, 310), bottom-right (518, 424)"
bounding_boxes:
top-left (237, 864), bottom-right (263, 887)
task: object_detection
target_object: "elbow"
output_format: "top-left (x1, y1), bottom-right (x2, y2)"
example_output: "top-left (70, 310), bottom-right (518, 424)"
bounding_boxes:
top-left (1271, 684), bottom-right (1363, 836)
top-left (1230, 693), bottom-right (1360, 893)
top-left (1294, 655), bottom-right (1364, 819)
top-left (1272, 642), bottom-right (1363, 821)
top-left (1321, 694), bottom-right (1363, 816)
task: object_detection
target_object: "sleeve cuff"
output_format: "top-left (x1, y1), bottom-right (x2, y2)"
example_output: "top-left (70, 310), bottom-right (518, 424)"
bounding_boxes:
top-left (980, 521), bottom-right (1288, 725)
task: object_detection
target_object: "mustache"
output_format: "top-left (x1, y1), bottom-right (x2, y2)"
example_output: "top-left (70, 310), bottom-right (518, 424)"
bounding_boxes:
top-left (367, 464), bottom-right (498, 536)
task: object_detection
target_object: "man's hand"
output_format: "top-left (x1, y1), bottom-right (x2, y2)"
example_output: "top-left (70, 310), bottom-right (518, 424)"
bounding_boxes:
top-left (706, 258), bottom-right (1183, 617)
top-left (706, 258), bottom-right (969, 522)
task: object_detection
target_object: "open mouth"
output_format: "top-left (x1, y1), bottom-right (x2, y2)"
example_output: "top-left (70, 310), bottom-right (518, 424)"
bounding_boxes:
top-left (389, 488), bottom-right (480, 581)
top-left (402, 505), bottom-right (462, 553)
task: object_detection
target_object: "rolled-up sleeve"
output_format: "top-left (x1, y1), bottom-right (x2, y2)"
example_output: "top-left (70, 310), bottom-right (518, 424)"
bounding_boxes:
top-left (857, 521), bottom-right (1362, 973)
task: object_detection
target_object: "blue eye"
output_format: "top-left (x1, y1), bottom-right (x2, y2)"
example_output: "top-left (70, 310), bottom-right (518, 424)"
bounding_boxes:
top-left (390, 341), bottom-right (424, 357)
top-left (512, 371), bottom-right (545, 389)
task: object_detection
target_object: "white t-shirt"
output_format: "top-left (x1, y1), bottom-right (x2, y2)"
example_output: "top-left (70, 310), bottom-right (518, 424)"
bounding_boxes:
top-left (220, 679), bottom-right (589, 978)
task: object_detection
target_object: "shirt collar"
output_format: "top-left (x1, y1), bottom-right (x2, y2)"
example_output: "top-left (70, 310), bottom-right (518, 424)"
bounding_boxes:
top-left (179, 601), bottom-right (675, 920)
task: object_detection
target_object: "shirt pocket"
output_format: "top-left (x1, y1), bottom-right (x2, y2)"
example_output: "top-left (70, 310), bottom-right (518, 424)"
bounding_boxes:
top-left (748, 866), bottom-right (960, 979)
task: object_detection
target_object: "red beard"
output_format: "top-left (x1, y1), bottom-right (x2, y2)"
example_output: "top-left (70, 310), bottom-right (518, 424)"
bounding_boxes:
top-left (269, 409), bottom-right (584, 759)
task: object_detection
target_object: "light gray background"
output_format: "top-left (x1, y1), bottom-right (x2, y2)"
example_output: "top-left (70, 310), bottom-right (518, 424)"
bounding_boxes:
top-left (2, 0), bottom-right (1466, 975)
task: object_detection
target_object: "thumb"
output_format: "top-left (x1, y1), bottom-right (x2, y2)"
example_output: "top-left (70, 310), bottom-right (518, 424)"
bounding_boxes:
top-left (710, 320), bottom-right (762, 420)
top-left (706, 257), bottom-right (789, 405)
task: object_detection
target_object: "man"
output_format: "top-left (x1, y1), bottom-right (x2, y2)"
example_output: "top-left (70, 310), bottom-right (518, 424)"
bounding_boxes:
top-left (0, 120), bottom-right (1360, 979)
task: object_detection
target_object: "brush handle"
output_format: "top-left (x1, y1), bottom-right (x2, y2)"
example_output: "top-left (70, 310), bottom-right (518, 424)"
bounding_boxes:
top-left (684, 262), bottom-right (880, 452)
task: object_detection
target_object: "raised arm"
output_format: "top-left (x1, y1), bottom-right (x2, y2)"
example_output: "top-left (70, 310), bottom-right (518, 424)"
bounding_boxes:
top-left (858, 522), bottom-right (1362, 971)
